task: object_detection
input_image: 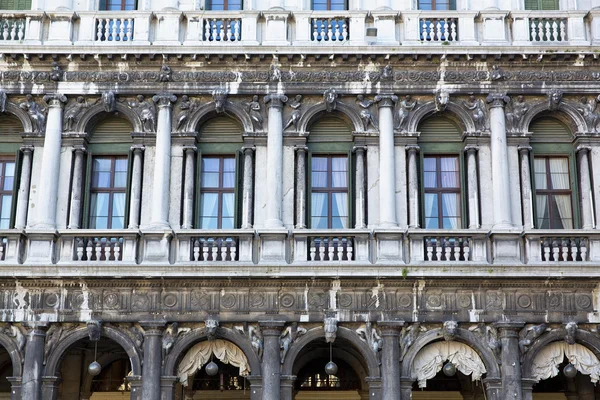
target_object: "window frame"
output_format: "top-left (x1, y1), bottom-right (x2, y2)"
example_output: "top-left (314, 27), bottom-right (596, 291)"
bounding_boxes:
top-left (309, 154), bottom-right (350, 230)
top-left (311, 0), bottom-right (347, 11)
top-left (422, 154), bottom-right (463, 230)
top-left (417, 0), bottom-right (456, 10)
top-left (87, 155), bottom-right (129, 230)
top-left (524, 0), bottom-right (559, 10)
top-left (99, 0), bottom-right (137, 10)
top-left (531, 153), bottom-right (578, 230)
top-left (206, 0), bottom-right (243, 11)
top-left (0, 155), bottom-right (17, 230)
top-left (198, 155), bottom-right (237, 230)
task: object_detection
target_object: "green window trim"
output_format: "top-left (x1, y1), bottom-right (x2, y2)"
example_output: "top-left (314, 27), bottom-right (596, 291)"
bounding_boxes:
top-left (0, 0), bottom-right (31, 10)
top-left (524, 0), bottom-right (559, 10)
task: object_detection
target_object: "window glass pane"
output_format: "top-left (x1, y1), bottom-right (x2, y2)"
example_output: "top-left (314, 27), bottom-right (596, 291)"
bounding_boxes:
top-left (424, 193), bottom-right (438, 219)
top-left (3, 162), bottom-right (14, 191)
top-left (90, 193), bottom-right (109, 218)
top-left (201, 172), bottom-right (220, 188)
top-left (331, 172), bottom-right (347, 188)
top-left (425, 217), bottom-right (439, 229)
top-left (92, 158), bottom-right (112, 188)
top-left (331, 216), bottom-right (347, 229)
top-left (533, 158), bottom-right (547, 190)
top-left (418, 0), bottom-right (432, 9)
top-left (89, 216), bottom-right (108, 229)
top-left (200, 193), bottom-right (219, 218)
top-left (329, 0), bottom-right (346, 10)
top-left (202, 158), bottom-right (220, 173)
top-left (112, 193), bottom-right (126, 219)
top-left (311, 193), bottom-right (328, 217)
top-left (331, 193), bottom-right (347, 219)
top-left (0, 195), bottom-right (12, 222)
top-left (441, 193), bottom-right (460, 218)
top-left (311, 217), bottom-right (328, 229)
top-left (201, 217), bottom-right (218, 229)
top-left (223, 158), bottom-right (236, 172)
top-left (551, 195), bottom-right (573, 229)
top-left (424, 172), bottom-right (437, 188)
top-left (312, 172), bottom-right (328, 188)
top-left (222, 193), bottom-right (235, 219)
top-left (423, 158), bottom-right (436, 172)
top-left (548, 158), bottom-right (570, 190)
top-left (536, 194), bottom-right (549, 228)
top-left (331, 157), bottom-right (347, 172)
top-left (114, 172), bottom-right (127, 188)
top-left (312, 157), bottom-right (327, 171)
top-left (442, 217), bottom-right (460, 229)
top-left (221, 217), bottom-right (234, 229)
top-left (223, 172), bottom-right (236, 188)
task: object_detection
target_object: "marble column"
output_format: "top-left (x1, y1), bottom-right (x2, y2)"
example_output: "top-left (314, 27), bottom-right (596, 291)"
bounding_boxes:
top-left (31, 94), bottom-right (66, 229)
top-left (496, 322), bottom-right (524, 400)
top-left (128, 145), bottom-right (144, 229)
top-left (141, 322), bottom-right (166, 400)
top-left (354, 146), bottom-right (367, 229)
top-left (375, 94), bottom-right (398, 228)
top-left (406, 145), bottom-right (420, 228)
top-left (264, 94), bottom-right (288, 229)
top-left (487, 94), bottom-right (513, 229)
top-left (149, 93), bottom-right (177, 229)
top-left (181, 146), bottom-right (196, 229)
top-left (295, 146), bottom-right (307, 229)
top-left (577, 145), bottom-right (595, 229)
top-left (14, 146), bottom-right (33, 230)
top-left (259, 321), bottom-right (285, 400)
top-left (518, 146), bottom-right (534, 230)
top-left (21, 324), bottom-right (47, 400)
top-left (380, 322), bottom-right (403, 400)
top-left (241, 146), bottom-right (255, 229)
top-left (464, 146), bottom-right (480, 229)
top-left (68, 146), bottom-right (86, 229)
top-left (399, 378), bottom-right (413, 400)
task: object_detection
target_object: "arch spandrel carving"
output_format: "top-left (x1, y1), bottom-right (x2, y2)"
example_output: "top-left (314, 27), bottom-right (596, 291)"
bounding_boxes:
top-left (43, 325), bottom-right (142, 377)
top-left (162, 326), bottom-right (262, 378)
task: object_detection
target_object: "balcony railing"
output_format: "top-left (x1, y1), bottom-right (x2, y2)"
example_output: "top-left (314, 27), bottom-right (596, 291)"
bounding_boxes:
top-left (2, 10), bottom-right (594, 47)
top-left (57, 230), bottom-right (138, 264)
top-left (192, 237), bottom-right (239, 261)
top-left (309, 236), bottom-right (354, 261)
top-left (424, 236), bottom-right (470, 262)
top-left (540, 237), bottom-right (588, 262)
top-left (174, 230), bottom-right (253, 263)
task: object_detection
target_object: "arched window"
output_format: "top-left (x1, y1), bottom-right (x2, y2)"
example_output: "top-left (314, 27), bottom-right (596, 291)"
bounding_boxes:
top-left (306, 117), bottom-right (354, 229)
top-left (196, 117), bottom-right (244, 229)
top-left (82, 116), bottom-right (134, 229)
top-left (529, 118), bottom-right (578, 229)
top-left (418, 116), bottom-right (466, 230)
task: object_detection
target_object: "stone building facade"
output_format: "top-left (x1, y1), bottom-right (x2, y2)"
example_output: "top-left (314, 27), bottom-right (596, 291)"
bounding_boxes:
top-left (1, 0), bottom-right (600, 399)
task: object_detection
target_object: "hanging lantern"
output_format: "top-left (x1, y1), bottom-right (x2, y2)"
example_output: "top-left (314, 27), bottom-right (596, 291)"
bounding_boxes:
top-left (563, 363), bottom-right (577, 378)
top-left (325, 342), bottom-right (338, 375)
top-left (205, 360), bottom-right (219, 376)
top-left (88, 341), bottom-right (101, 376)
top-left (443, 362), bottom-right (457, 377)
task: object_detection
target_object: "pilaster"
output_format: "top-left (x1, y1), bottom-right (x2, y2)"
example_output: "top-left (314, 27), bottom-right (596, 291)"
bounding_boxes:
top-left (14, 145), bottom-right (34, 230)
top-left (577, 145), bottom-right (595, 229)
top-left (264, 94), bottom-right (288, 229)
top-left (375, 94), bottom-right (398, 228)
top-left (406, 145), bottom-right (420, 229)
top-left (241, 146), bottom-right (256, 229)
top-left (181, 145), bottom-right (196, 229)
top-left (67, 145), bottom-right (87, 229)
top-left (464, 146), bottom-right (480, 229)
top-left (129, 144), bottom-right (145, 229)
top-left (295, 145), bottom-right (308, 229)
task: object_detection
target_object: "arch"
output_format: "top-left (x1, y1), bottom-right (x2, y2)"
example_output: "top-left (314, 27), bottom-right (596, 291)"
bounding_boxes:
top-left (44, 326), bottom-right (142, 377)
top-left (520, 101), bottom-right (587, 135)
top-left (80, 351), bottom-right (130, 395)
top-left (187, 101), bottom-right (254, 134)
top-left (0, 332), bottom-right (23, 377)
top-left (281, 326), bottom-right (381, 379)
top-left (75, 102), bottom-right (142, 134)
top-left (522, 328), bottom-right (600, 379)
top-left (407, 101), bottom-right (475, 134)
top-left (1, 102), bottom-right (32, 133)
top-left (297, 102), bottom-right (364, 134)
top-left (163, 327), bottom-right (262, 377)
top-left (400, 327), bottom-right (500, 380)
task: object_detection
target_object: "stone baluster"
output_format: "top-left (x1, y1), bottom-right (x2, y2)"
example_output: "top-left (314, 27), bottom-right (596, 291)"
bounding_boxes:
top-left (149, 94), bottom-right (177, 229)
top-left (407, 145), bottom-right (420, 228)
top-left (354, 146), bottom-right (367, 229)
top-left (487, 94), bottom-right (513, 229)
top-left (128, 145), bottom-right (145, 229)
top-left (241, 146), bottom-right (255, 229)
top-left (68, 146), bottom-right (87, 229)
top-left (264, 94), bottom-right (288, 228)
top-left (260, 321), bottom-right (285, 400)
top-left (464, 146), bottom-right (480, 229)
top-left (141, 322), bottom-right (166, 400)
top-left (30, 94), bottom-right (66, 229)
top-left (181, 146), bottom-right (196, 229)
top-left (496, 322), bottom-right (524, 400)
top-left (518, 146), bottom-right (534, 230)
top-left (14, 145), bottom-right (33, 229)
top-left (380, 322), bottom-right (403, 400)
top-left (375, 94), bottom-right (398, 228)
top-left (577, 145), bottom-right (595, 229)
top-left (295, 146), bottom-right (308, 229)
top-left (22, 323), bottom-right (48, 400)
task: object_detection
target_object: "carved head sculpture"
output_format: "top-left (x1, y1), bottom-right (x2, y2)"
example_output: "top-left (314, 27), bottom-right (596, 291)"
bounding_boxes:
top-left (324, 89), bottom-right (338, 113)
top-left (212, 89), bottom-right (227, 114)
top-left (435, 89), bottom-right (449, 112)
top-left (442, 321), bottom-right (458, 341)
top-left (205, 319), bottom-right (219, 341)
top-left (87, 320), bottom-right (102, 342)
top-left (548, 89), bottom-right (563, 111)
top-left (102, 91), bottom-right (116, 113)
top-left (565, 322), bottom-right (577, 345)
top-left (324, 317), bottom-right (338, 343)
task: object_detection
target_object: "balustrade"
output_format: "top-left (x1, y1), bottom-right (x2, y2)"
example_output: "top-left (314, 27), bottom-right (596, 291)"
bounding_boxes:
top-left (540, 237), bottom-right (587, 262)
top-left (204, 18), bottom-right (242, 42)
top-left (529, 17), bottom-right (566, 42)
top-left (419, 17), bottom-right (458, 42)
top-left (424, 236), bottom-right (470, 262)
top-left (192, 237), bottom-right (239, 262)
top-left (0, 17), bottom-right (25, 41)
top-left (95, 17), bottom-right (134, 42)
top-left (308, 236), bottom-right (354, 261)
top-left (76, 236), bottom-right (124, 262)
top-left (311, 17), bottom-right (348, 42)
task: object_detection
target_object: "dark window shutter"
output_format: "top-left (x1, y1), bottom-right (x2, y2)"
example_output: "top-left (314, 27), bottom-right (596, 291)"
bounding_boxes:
top-left (449, 0), bottom-right (456, 10)
top-left (99, 0), bottom-right (107, 9)
top-left (82, 152), bottom-right (93, 229)
top-left (306, 151), bottom-right (312, 229)
top-left (347, 149), bottom-right (354, 229)
top-left (9, 149), bottom-right (22, 229)
top-left (234, 150), bottom-right (243, 229)
top-left (540, 0), bottom-right (558, 9)
top-left (15, 0), bottom-right (31, 9)
top-left (124, 149), bottom-right (134, 229)
top-left (194, 149), bottom-right (203, 228)
top-left (524, 0), bottom-right (540, 10)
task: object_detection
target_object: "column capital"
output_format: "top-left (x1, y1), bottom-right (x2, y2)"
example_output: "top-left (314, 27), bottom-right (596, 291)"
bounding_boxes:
top-left (131, 144), bottom-right (146, 153)
top-left (406, 144), bottom-right (420, 153)
top-left (73, 145), bottom-right (87, 154)
top-left (378, 321), bottom-right (404, 335)
top-left (486, 93), bottom-right (510, 108)
top-left (352, 145), bottom-right (367, 153)
top-left (43, 93), bottom-right (67, 107)
top-left (577, 144), bottom-right (592, 154)
top-left (182, 145), bottom-right (197, 153)
top-left (294, 145), bottom-right (308, 153)
top-left (242, 145), bottom-right (256, 154)
top-left (518, 145), bottom-right (533, 153)
top-left (375, 94), bottom-right (398, 108)
top-left (264, 93), bottom-right (288, 108)
top-left (464, 145), bottom-right (479, 154)
top-left (20, 145), bottom-right (34, 153)
top-left (495, 321), bottom-right (525, 336)
top-left (140, 321), bottom-right (167, 335)
top-left (152, 93), bottom-right (177, 108)
top-left (258, 320), bottom-right (285, 336)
